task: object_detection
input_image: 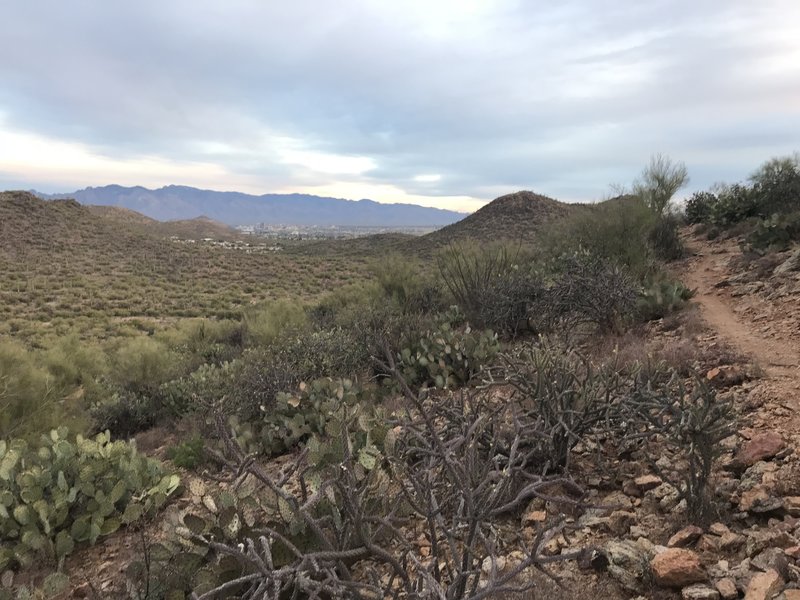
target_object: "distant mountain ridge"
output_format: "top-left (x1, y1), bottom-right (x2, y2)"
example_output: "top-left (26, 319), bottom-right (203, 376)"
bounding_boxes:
top-left (35, 185), bottom-right (467, 227)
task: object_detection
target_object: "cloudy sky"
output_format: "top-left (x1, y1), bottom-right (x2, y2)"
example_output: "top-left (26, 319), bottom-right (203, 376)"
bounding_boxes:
top-left (1, 1), bottom-right (798, 212)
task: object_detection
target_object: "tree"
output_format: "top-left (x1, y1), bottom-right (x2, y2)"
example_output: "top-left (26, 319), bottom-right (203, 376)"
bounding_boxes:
top-left (633, 153), bottom-right (689, 216)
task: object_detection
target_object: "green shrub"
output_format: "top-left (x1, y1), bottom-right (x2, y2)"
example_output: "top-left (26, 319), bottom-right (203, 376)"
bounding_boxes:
top-left (372, 254), bottom-right (445, 314)
top-left (394, 320), bottom-right (499, 390)
top-left (749, 153), bottom-right (800, 216)
top-left (709, 184), bottom-right (759, 226)
top-left (110, 337), bottom-right (179, 394)
top-left (228, 327), bottom-right (369, 421)
top-left (748, 211), bottom-right (800, 251)
top-left (0, 341), bottom-right (58, 439)
top-left (166, 435), bottom-right (206, 470)
top-left (0, 428), bottom-right (179, 570)
top-left (632, 153), bottom-right (689, 216)
top-left (685, 191), bottom-right (717, 224)
top-left (638, 278), bottom-right (695, 321)
top-left (648, 213), bottom-right (685, 261)
top-left (437, 242), bottom-right (541, 335)
top-left (241, 299), bottom-right (308, 347)
top-left (541, 196), bottom-right (657, 279)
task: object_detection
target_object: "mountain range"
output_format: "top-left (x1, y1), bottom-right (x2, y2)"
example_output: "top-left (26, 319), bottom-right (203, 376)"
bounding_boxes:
top-left (35, 185), bottom-right (467, 227)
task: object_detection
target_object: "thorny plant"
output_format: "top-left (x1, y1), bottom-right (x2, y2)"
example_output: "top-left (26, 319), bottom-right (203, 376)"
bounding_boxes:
top-left (186, 351), bottom-right (599, 600)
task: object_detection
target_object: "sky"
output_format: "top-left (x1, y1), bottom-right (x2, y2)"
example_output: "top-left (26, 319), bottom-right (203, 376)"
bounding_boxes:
top-left (0, 1), bottom-right (798, 213)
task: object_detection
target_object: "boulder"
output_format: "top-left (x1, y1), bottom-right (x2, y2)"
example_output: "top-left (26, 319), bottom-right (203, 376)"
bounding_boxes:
top-left (651, 549), bottom-right (706, 588)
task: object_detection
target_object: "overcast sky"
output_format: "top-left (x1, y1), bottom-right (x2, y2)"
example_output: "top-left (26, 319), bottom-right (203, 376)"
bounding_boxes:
top-left (1, 1), bottom-right (798, 212)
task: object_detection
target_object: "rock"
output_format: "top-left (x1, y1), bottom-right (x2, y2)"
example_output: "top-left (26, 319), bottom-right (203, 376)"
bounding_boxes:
top-left (697, 535), bottom-right (721, 553)
top-left (605, 540), bottom-right (652, 592)
top-left (719, 532), bottom-right (746, 552)
top-left (624, 479), bottom-right (642, 497)
top-left (651, 548), bottom-right (706, 588)
top-left (710, 523), bottom-right (731, 536)
top-left (609, 510), bottom-right (637, 536)
top-left (741, 486), bottom-right (783, 513)
top-left (783, 590), bottom-right (800, 600)
top-left (784, 546), bottom-right (800, 560)
top-left (481, 555), bottom-right (506, 574)
top-left (774, 248), bottom-right (800, 276)
top-left (715, 578), bottom-right (738, 600)
top-left (670, 526), bottom-right (705, 548)
top-left (71, 583), bottom-right (91, 598)
top-left (682, 583), bottom-right (720, 599)
top-left (752, 548), bottom-right (789, 581)
top-left (744, 568), bottom-right (783, 600)
top-left (735, 433), bottom-right (786, 468)
top-left (522, 509), bottom-right (547, 525)
top-left (635, 475), bottom-right (663, 492)
top-left (784, 497), bottom-right (800, 517)
top-left (746, 531), bottom-right (795, 557)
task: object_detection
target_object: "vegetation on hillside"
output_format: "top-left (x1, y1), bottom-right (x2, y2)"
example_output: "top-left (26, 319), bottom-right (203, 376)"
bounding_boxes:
top-left (5, 153), bottom-right (786, 597)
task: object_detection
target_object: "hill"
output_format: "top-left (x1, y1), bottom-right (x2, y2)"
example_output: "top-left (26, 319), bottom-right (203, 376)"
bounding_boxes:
top-left (415, 190), bottom-right (579, 251)
top-left (37, 185), bottom-right (467, 227)
top-left (0, 191), bottom-right (371, 341)
top-left (87, 205), bottom-right (242, 240)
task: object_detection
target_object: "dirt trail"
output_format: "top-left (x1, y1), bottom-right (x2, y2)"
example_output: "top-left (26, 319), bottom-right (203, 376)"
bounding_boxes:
top-left (680, 231), bottom-right (800, 429)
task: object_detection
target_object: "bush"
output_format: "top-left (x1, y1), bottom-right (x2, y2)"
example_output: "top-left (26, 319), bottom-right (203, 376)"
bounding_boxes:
top-left (394, 320), bottom-right (499, 390)
top-left (0, 341), bottom-right (58, 439)
top-left (241, 299), bottom-right (308, 347)
top-left (648, 213), bottom-right (685, 261)
top-left (541, 196), bottom-right (658, 279)
top-left (0, 428), bottom-right (179, 570)
top-left (637, 278), bottom-right (695, 321)
top-left (685, 191), bottom-right (717, 224)
top-left (709, 184), bottom-right (759, 226)
top-left (372, 254), bottom-right (445, 314)
top-left (166, 435), bottom-right (206, 470)
top-left (437, 242), bottom-right (542, 335)
top-left (748, 211), bottom-right (800, 251)
top-left (110, 337), bottom-right (179, 395)
top-left (227, 327), bottom-right (370, 421)
top-left (547, 253), bottom-right (639, 334)
top-left (749, 153), bottom-right (800, 216)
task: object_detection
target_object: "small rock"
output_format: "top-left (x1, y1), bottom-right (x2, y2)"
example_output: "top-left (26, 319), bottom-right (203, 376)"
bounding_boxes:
top-left (783, 590), bottom-right (800, 600)
top-left (522, 509), bottom-right (547, 525)
top-left (72, 583), bottom-right (91, 598)
top-left (752, 548), bottom-right (789, 581)
top-left (624, 479), bottom-right (642, 497)
top-left (773, 248), bottom-right (800, 276)
top-left (719, 532), bottom-right (746, 552)
top-left (744, 568), bottom-right (783, 600)
top-left (714, 578), bottom-right (738, 600)
top-left (735, 433), bottom-right (786, 468)
top-left (651, 548), bottom-right (706, 588)
top-left (696, 535), bottom-right (721, 553)
top-left (670, 526), bottom-right (705, 548)
top-left (635, 474), bottom-right (663, 492)
top-left (710, 523), bottom-right (731, 536)
top-left (481, 555), bottom-right (506, 574)
top-left (784, 497), bottom-right (800, 517)
top-left (605, 540), bottom-right (652, 592)
top-left (740, 486), bottom-right (783, 513)
top-left (682, 583), bottom-right (720, 600)
top-left (784, 546), bottom-right (800, 560)
top-left (609, 510), bottom-right (637, 536)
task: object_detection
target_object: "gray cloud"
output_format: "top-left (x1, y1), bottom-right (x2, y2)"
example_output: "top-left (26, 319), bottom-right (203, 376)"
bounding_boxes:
top-left (1, 0), bottom-right (798, 204)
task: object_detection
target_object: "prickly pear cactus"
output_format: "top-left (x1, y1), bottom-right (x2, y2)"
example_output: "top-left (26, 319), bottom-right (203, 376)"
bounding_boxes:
top-left (0, 428), bottom-right (179, 570)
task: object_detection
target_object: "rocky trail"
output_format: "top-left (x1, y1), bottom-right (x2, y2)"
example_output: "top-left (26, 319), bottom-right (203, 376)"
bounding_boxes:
top-left (680, 232), bottom-right (800, 431)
